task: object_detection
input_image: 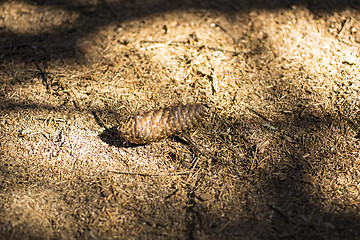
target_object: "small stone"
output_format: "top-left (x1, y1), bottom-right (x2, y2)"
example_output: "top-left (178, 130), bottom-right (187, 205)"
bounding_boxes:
top-left (302, 174), bottom-right (315, 184)
top-left (197, 66), bottom-right (211, 76)
top-left (197, 193), bottom-right (212, 201)
top-left (257, 140), bottom-right (270, 154)
top-left (325, 222), bottom-right (336, 230)
top-left (101, 189), bottom-right (112, 197)
top-left (284, 136), bottom-right (295, 143)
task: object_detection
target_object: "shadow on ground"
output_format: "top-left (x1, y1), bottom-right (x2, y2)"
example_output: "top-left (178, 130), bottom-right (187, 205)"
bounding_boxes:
top-left (1, 0), bottom-right (359, 64)
top-left (0, 98), bottom-right (359, 239)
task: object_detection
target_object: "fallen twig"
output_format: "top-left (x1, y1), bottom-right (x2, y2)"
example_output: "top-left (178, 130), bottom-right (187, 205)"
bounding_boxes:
top-left (109, 169), bottom-right (193, 176)
top-left (139, 40), bottom-right (242, 56)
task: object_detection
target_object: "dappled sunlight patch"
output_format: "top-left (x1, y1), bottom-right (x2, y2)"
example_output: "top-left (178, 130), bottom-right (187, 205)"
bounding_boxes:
top-left (81, 11), bottom-right (256, 111)
top-left (0, 1), bottom-right (79, 35)
top-left (264, 8), bottom-right (360, 82)
top-left (12, 116), bottom-right (174, 173)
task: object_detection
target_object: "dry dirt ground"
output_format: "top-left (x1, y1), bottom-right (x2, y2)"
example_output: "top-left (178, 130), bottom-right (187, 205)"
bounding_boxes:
top-left (1, 0), bottom-right (360, 239)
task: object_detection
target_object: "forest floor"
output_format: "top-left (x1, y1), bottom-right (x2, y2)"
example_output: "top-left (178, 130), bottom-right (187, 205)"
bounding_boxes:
top-left (0, 0), bottom-right (360, 239)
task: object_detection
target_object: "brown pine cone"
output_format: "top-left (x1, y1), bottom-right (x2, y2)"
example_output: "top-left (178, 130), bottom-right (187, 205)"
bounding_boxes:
top-left (118, 103), bottom-right (207, 144)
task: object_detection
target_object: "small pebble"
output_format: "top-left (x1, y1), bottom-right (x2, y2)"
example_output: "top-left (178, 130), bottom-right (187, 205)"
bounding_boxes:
top-left (197, 193), bottom-right (212, 201)
top-left (101, 189), bottom-right (112, 197)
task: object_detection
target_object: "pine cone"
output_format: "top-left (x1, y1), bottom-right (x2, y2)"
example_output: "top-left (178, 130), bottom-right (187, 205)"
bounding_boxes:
top-left (118, 103), bottom-right (206, 144)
